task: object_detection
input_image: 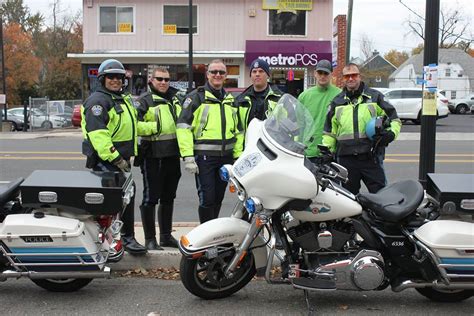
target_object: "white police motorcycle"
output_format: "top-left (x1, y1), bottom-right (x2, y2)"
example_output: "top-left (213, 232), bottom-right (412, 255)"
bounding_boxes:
top-left (179, 94), bottom-right (473, 307)
top-left (0, 170), bottom-right (128, 291)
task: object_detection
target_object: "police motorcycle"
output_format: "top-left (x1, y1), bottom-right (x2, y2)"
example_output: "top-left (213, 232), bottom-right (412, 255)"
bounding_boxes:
top-left (178, 94), bottom-right (473, 307)
top-left (0, 170), bottom-right (130, 292)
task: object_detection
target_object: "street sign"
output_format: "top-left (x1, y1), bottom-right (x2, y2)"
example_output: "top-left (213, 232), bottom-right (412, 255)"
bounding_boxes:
top-left (0, 94), bottom-right (5, 104)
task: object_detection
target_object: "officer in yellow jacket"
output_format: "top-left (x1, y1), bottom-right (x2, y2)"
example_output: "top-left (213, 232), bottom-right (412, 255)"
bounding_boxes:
top-left (135, 67), bottom-right (182, 250)
top-left (81, 59), bottom-right (157, 255)
top-left (323, 63), bottom-right (402, 195)
top-left (177, 59), bottom-right (243, 223)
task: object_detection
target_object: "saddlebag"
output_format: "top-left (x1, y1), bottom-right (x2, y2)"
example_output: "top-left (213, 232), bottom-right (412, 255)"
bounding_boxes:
top-left (414, 220), bottom-right (474, 275)
top-left (20, 170), bottom-right (133, 215)
top-left (0, 213), bottom-right (105, 271)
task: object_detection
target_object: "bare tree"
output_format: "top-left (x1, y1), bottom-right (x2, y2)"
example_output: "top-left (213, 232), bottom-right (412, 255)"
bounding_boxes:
top-left (360, 33), bottom-right (374, 60)
top-left (404, 2), bottom-right (473, 51)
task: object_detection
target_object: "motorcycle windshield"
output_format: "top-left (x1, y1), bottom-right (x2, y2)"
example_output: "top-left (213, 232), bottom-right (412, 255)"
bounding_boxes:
top-left (264, 94), bottom-right (315, 155)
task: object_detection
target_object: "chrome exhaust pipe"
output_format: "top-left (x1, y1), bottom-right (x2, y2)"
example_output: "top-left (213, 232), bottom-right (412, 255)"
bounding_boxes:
top-left (0, 266), bottom-right (112, 280)
top-left (392, 279), bottom-right (474, 292)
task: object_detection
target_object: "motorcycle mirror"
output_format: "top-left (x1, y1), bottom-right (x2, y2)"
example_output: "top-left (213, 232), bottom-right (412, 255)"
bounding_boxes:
top-left (330, 162), bottom-right (348, 181)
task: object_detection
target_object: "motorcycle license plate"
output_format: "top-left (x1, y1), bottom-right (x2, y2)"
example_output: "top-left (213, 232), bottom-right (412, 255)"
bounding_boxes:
top-left (289, 264), bottom-right (300, 279)
top-left (110, 220), bottom-right (123, 235)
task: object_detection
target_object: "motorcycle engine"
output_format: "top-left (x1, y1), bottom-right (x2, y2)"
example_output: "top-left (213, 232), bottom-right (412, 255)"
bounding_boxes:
top-left (286, 221), bottom-right (354, 252)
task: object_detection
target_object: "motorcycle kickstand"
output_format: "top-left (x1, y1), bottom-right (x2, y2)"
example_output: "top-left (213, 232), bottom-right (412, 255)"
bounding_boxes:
top-left (304, 290), bottom-right (316, 316)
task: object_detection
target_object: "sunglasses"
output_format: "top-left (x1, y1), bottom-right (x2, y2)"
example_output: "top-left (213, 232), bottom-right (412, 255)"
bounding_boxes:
top-left (208, 70), bottom-right (226, 75)
top-left (343, 73), bottom-right (360, 80)
top-left (105, 74), bottom-right (124, 80)
top-left (154, 77), bottom-right (170, 82)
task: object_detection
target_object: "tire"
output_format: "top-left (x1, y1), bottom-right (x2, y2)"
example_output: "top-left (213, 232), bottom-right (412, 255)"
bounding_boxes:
top-left (456, 104), bottom-right (469, 114)
top-left (10, 122), bottom-right (17, 132)
top-left (416, 288), bottom-right (473, 302)
top-left (412, 111), bottom-right (421, 125)
top-left (180, 248), bottom-right (256, 300)
top-left (31, 278), bottom-right (93, 292)
top-left (41, 120), bottom-right (53, 129)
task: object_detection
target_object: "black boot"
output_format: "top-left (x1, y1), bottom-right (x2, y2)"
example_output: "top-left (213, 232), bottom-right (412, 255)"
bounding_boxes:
top-left (198, 206), bottom-right (214, 224)
top-left (121, 202), bottom-right (147, 255)
top-left (140, 205), bottom-right (163, 250)
top-left (158, 203), bottom-right (178, 248)
top-left (213, 203), bottom-right (222, 219)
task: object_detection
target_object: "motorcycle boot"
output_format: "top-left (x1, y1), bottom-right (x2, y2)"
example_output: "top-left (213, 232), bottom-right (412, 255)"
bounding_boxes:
top-left (140, 205), bottom-right (164, 250)
top-left (213, 203), bottom-right (222, 219)
top-left (158, 203), bottom-right (178, 248)
top-left (198, 206), bottom-right (214, 224)
top-left (121, 205), bottom-right (147, 255)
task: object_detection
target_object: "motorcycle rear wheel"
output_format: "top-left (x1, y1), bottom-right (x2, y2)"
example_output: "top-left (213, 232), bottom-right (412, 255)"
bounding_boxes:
top-left (31, 278), bottom-right (93, 292)
top-left (416, 288), bottom-right (473, 302)
top-left (180, 248), bottom-right (256, 300)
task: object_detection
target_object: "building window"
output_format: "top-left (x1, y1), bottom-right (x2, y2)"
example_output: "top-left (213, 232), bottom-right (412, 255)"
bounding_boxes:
top-left (100, 6), bottom-right (134, 33)
top-left (451, 91), bottom-right (456, 99)
top-left (445, 68), bottom-right (451, 77)
top-left (163, 5), bottom-right (197, 34)
top-left (268, 10), bottom-right (306, 36)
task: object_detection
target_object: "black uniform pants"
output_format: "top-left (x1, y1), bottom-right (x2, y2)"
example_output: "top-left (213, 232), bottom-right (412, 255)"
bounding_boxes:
top-left (195, 155), bottom-right (233, 215)
top-left (93, 160), bottom-right (136, 237)
top-left (337, 154), bottom-right (386, 195)
top-left (140, 156), bottom-right (181, 206)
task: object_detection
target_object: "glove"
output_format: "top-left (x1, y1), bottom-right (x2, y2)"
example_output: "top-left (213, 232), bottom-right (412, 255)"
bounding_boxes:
top-left (376, 130), bottom-right (395, 147)
top-left (320, 152), bottom-right (334, 165)
top-left (113, 157), bottom-right (131, 172)
top-left (184, 156), bottom-right (199, 174)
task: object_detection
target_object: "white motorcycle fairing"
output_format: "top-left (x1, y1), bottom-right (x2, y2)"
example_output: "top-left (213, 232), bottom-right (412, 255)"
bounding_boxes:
top-left (180, 217), bottom-right (267, 269)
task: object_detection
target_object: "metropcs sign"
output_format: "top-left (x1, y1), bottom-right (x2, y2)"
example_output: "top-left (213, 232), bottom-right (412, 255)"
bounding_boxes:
top-left (257, 53), bottom-right (319, 66)
top-left (245, 40), bottom-right (332, 68)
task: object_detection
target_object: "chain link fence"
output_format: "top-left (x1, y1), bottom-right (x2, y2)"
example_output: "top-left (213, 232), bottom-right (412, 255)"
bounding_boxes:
top-left (28, 97), bottom-right (82, 131)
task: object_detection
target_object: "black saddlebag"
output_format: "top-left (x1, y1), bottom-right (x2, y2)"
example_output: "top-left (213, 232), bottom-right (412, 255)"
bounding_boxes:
top-left (20, 170), bottom-right (133, 215)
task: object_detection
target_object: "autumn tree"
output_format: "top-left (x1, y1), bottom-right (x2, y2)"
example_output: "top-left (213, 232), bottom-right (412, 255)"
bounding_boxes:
top-left (3, 23), bottom-right (41, 105)
top-left (404, 2), bottom-right (473, 51)
top-left (384, 49), bottom-right (409, 67)
top-left (0, 0), bottom-right (43, 36)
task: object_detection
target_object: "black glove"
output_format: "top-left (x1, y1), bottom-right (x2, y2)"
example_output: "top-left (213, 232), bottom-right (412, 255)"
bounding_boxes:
top-left (376, 130), bottom-right (395, 147)
top-left (319, 152), bottom-right (334, 165)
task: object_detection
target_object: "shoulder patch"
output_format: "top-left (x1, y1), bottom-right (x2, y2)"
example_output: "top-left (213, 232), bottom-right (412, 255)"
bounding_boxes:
top-left (133, 100), bottom-right (141, 108)
top-left (91, 105), bottom-right (103, 116)
top-left (182, 97), bottom-right (192, 109)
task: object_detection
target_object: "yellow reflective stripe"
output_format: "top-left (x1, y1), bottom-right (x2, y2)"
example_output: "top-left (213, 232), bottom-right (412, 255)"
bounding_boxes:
top-left (337, 133), bottom-right (368, 141)
top-left (335, 106), bottom-right (344, 122)
top-left (195, 143), bottom-right (235, 151)
top-left (196, 105), bottom-right (210, 137)
top-left (177, 123), bottom-right (192, 129)
top-left (367, 103), bottom-right (376, 118)
top-left (141, 133), bottom-right (177, 141)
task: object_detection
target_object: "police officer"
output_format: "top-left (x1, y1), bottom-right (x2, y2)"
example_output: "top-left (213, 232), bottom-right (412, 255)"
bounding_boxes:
top-left (298, 59), bottom-right (341, 163)
top-left (322, 63), bottom-right (402, 195)
top-left (177, 59), bottom-right (243, 224)
top-left (81, 59), bottom-right (158, 255)
top-left (235, 58), bottom-right (282, 135)
top-left (136, 67), bottom-right (181, 250)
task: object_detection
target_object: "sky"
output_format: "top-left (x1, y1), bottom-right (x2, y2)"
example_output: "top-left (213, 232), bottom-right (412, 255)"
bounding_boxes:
top-left (24, 0), bottom-right (474, 59)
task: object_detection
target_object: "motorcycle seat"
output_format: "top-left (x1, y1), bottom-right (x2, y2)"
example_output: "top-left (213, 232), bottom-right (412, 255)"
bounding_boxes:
top-left (357, 180), bottom-right (424, 222)
top-left (0, 178), bottom-right (24, 207)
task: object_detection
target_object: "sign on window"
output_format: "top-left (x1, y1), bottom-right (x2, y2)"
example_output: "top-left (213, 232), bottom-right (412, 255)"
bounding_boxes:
top-left (164, 24), bottom-right (177, 34)
top-left (262, 0), bottom-right (313, 11)
top-left (118, 23), bottom-right (132, 33)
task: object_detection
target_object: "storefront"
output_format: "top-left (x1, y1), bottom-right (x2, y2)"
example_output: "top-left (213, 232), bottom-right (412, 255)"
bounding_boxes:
top-left (244, 40), bottom-right (332, 97)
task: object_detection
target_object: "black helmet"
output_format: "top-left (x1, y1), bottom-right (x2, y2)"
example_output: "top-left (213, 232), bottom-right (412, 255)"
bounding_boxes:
top-left (98, 59), bottom-right (126, 78)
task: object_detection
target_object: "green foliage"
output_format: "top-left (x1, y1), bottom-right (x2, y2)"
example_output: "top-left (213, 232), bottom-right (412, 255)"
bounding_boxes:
top-left (0, 0), bottom-right (43, 34)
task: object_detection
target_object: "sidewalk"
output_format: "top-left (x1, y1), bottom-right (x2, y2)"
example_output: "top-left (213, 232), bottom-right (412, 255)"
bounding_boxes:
top-left (109, 222), bottom-right (198, 271)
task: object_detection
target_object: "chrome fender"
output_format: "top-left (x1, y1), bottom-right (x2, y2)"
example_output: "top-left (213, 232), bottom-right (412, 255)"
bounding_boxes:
top-left (180, 217), bottom-right (267, 269)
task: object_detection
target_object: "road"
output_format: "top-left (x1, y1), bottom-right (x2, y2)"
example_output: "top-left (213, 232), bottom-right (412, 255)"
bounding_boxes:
top-left (0, 278), bottom-right (472, 315)
top-left (0, 114), bottom-right (473, 222)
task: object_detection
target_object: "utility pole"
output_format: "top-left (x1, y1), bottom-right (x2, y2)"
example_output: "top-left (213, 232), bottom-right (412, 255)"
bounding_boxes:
top-left (418, 0), bottom-right (440, 187)
top-left (0, 12), bottom-right (6, 130)
top-left (187, 0), bottom-right (193, 93)
top-left (345, 0), bottom-right (353, 64)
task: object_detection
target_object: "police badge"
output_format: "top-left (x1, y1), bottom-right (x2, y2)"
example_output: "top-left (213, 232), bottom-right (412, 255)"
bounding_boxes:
top-left (91, 105), bottom-right (103, 116)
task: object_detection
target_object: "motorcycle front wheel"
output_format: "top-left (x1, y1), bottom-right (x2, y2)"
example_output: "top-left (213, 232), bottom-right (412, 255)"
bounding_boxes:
top-left (180, 248), bottom-right (256, 300)
top-left (31, 278), bottom-right (93, 292)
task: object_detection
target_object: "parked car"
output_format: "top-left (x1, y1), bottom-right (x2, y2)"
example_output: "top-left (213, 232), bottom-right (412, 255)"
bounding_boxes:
top-left (1, 110), bottom-right (26, 131)
top-left (72, 104), bottom-right (82, 127)
top-left (7, 107), bottom-right (67, 129)
top-left (381, 88), bottom-right (449, 124)
top-left (448, 93), bottom-right (474, 114)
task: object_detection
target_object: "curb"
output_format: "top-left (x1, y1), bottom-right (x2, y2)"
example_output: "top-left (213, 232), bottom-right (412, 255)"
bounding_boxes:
top-left (110, 250), bottom-right (183, 271)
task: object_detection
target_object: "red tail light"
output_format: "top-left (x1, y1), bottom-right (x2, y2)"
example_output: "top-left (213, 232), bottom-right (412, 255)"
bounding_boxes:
top-left (97, 215), bottom-right (113, 228)
top-left (114, 239), bottom-right (123, 251)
